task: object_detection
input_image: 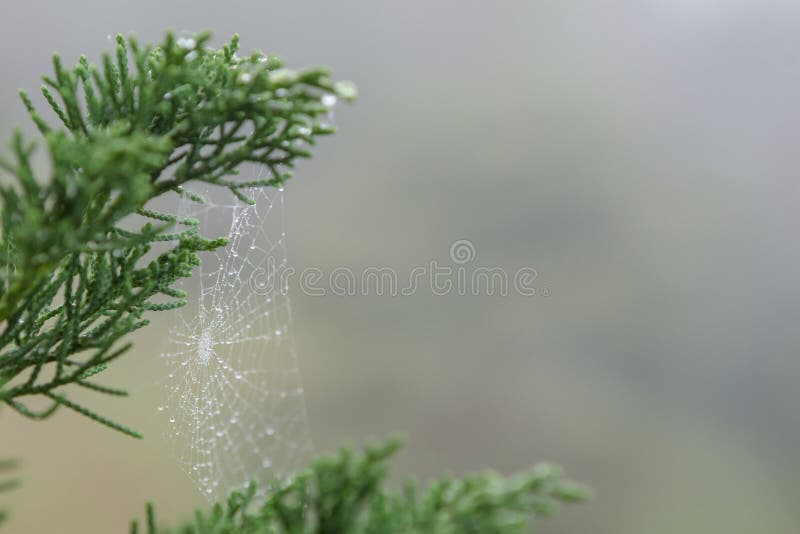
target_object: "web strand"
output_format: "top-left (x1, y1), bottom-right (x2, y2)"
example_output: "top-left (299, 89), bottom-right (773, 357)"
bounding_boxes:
top-left (159, 172), bottom-right (312, 502)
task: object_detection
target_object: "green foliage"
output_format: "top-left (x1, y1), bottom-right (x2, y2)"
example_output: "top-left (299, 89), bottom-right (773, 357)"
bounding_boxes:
top-left (132, 438), bottom-right (589, 534)
top-left (0, 459), bottom-right (19, 528)
top-left (0, 31), bottom-right (354, 437)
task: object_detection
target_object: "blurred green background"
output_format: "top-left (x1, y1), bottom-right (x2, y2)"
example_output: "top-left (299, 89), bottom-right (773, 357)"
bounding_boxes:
top-left (2, 1), bottom-right (800, 532)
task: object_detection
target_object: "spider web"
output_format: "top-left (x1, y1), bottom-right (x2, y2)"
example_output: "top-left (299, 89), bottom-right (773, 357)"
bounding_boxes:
top-left (159, 173), bottom-right (312, 502)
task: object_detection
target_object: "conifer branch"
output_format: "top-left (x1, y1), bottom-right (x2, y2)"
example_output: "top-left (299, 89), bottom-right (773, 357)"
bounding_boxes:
top-left (0, 31), bottom-right (356, 437)
top-left (131, 438), bottom-right (590, 533)
top-left (0, 460), bottom-right (18, 528)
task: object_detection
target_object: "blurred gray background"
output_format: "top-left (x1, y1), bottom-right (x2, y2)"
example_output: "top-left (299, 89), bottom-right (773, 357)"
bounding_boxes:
top-left (2, 1), bottom-right (800, 532)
